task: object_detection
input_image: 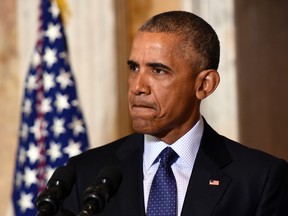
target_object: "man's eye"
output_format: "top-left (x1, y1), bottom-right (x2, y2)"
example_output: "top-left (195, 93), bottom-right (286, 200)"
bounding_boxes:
top-left (153, 68), bottom-right (166, 74)
top-left (128, 65), bottom-right (139, 72)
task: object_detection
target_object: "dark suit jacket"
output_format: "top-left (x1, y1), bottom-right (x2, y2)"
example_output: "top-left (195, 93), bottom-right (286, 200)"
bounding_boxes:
top-left (59, 121), bottom-right (288, 216)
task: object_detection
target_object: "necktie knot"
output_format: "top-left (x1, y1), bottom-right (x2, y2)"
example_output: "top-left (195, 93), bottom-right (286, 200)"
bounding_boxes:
top-left (158, 147), bottom-right (179, 167)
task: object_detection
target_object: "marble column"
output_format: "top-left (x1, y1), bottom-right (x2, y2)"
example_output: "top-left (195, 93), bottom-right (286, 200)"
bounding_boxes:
top-left (182, 0), bottom-right (239, 141)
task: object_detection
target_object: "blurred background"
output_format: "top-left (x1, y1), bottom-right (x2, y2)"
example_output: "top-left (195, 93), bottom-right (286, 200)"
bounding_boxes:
top-left (1, 0), bottom-right (287, 214)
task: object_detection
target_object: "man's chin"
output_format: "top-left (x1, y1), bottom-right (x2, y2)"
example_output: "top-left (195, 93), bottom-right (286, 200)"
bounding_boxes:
top-left (131, 120), bottom-right (155, 135)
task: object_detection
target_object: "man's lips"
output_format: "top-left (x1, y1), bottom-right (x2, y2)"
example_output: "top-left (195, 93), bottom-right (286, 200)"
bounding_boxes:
top-left (130, 97), bottom-right (155, 108)
top-left (132, 104), bottom-right (154, 109)
top-left (130, 100), bottom-right (157, 113)
top-left (129, 100), bottom-right (157, 120)
top-left (130, 105), bottom-right (156, 118)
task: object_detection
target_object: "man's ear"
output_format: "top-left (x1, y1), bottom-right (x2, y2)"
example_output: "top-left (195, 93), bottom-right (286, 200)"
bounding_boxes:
top-left (195, 69), bottom-right (220, 100)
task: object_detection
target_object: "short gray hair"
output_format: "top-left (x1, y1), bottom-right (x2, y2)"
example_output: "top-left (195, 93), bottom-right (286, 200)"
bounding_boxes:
top-left (139, 11), bottom-right (220, 73)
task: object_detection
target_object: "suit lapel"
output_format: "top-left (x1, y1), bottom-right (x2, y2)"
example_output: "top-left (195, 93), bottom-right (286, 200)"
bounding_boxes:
top-left (115, 134), bottom-right (146, 216)
top-left (110, 121), bottom-right (233, 216)
top-left (181, 121), bottom-right (232, 216)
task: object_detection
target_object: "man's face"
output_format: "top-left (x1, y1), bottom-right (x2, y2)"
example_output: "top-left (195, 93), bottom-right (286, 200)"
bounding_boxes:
top-left (127, 32), bottom-right (200, 143)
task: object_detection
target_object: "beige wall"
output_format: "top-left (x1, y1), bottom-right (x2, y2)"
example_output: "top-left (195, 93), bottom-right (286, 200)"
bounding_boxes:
top-left (0, 0), bottom-right (20, 213)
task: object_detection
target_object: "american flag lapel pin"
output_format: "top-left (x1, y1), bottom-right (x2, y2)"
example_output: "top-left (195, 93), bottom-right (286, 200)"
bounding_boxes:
top-left (209, 179), bottom-right (220, 186)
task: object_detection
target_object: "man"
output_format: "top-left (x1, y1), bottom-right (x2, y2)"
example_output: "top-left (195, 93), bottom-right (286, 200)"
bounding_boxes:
top-left (58, 11), bottom-right (288, 215)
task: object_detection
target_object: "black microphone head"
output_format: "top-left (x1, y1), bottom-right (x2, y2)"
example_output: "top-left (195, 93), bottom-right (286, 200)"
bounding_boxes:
top-left (47, 165), bottom-right (76, 196)
top-left (95, 166), bottom-right (122, 192)
top-left (80, 166), bottom-right (122, 215)
top-left (36, 166), bottom-right (76, 215)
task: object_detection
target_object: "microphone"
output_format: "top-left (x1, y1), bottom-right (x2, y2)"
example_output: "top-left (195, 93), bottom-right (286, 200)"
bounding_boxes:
top-left (78, 166), bottom-right (122, 216)
top-left (36, 166), bottom-right (76, 216)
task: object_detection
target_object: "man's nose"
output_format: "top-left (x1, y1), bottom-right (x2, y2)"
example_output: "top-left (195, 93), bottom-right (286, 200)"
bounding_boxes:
top-left (129, 71), bottom-right (151, 95)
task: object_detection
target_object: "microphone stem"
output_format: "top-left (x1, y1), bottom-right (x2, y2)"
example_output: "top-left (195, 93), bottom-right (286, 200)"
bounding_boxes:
top-left (36, 202), bottom-right (53, 216)
top-left (36, 213), bottom-right (49, 216)
top-left (77, 201), bottom-right (99, 216)
top-left (78, 211), bottom-right (90, 216)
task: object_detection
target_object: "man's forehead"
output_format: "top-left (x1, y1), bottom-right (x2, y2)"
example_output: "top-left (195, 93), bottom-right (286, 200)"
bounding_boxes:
top-left (134, 31), bottom-right (180, 41)
top-left (130, 32), bottom-right (191, 63)
top-left (131, 32), bottom-right (180, 54)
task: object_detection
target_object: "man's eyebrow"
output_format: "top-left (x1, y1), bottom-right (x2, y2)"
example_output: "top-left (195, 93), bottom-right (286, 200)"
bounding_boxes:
top-left (127, 61), bottom-right (173, 72)
top-left (127, 60), bottom-right (139, 67)
top-left (146, 62), bottom-right (173, 71)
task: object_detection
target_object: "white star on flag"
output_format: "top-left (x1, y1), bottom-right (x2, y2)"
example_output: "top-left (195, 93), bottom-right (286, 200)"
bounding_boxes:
top-left (15, 172), bottom-right (23, 188)
top-left (49, 0), bottom-right (60, 18)
top-left (52, 117), bottom-right (66, 137)
top-left (31, 50), bottom-right (41, 69)
top-left (40, 97), bottom-right (53, 113)
top-left (55, 93), bottom-right (70, 113)
top-left (22, 99), bottom-right (32, 117)
top-left (56, 69), bottom-right (73, 89)
top-left (43, 72), bottom-right (56, 92)
top-left (17, 192), bottom-right (34, 213)
top-left (47, 141), bottom-right (62, 162)
top-left (20, 123), bottom-right (29, 141)
top-left (26, 143), bottom-right (40, 164)
top-left (23, 167), bottom-right (38, 188)
top-left (30, 119), bottom-right (47, 140)
top-left (18, 147), bottom-right (26, 166)
top-left (64, 140), bottom-right (82, 158)
top-left (69, 116), bottom-right (85, 136)
top-left (26, 74), bottom-right (38, 93)
top-left (43, 47), bottom-right (57, 67)
top-left (45, 22), bottom-right (62, 43)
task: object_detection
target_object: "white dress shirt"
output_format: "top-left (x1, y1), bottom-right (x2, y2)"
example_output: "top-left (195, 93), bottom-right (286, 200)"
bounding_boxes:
top-left (143, 117), bottom-right (204, 216)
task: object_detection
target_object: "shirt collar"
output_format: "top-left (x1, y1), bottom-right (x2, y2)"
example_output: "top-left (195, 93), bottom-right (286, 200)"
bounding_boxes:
top-left (143, 116), bottom-right (204, 171)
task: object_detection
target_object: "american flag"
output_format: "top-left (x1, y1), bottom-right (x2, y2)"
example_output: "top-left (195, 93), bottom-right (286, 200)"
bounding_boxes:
top-left (209, 179), bottom-right (220, 186)
top-left (12, 0), bottom-right (89, 215)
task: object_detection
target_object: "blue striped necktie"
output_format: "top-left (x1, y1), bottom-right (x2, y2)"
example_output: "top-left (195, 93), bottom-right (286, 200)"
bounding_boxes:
top-left (147, 147), bottom-right (179, 216)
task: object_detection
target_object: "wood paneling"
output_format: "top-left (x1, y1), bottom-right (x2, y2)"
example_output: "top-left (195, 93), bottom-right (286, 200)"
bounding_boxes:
top-left (235, 0), bottom-right (288, 160)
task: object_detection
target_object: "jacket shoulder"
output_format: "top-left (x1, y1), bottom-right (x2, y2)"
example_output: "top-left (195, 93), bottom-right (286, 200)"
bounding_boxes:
top-left (67, 133), bottom-right (143, 170)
